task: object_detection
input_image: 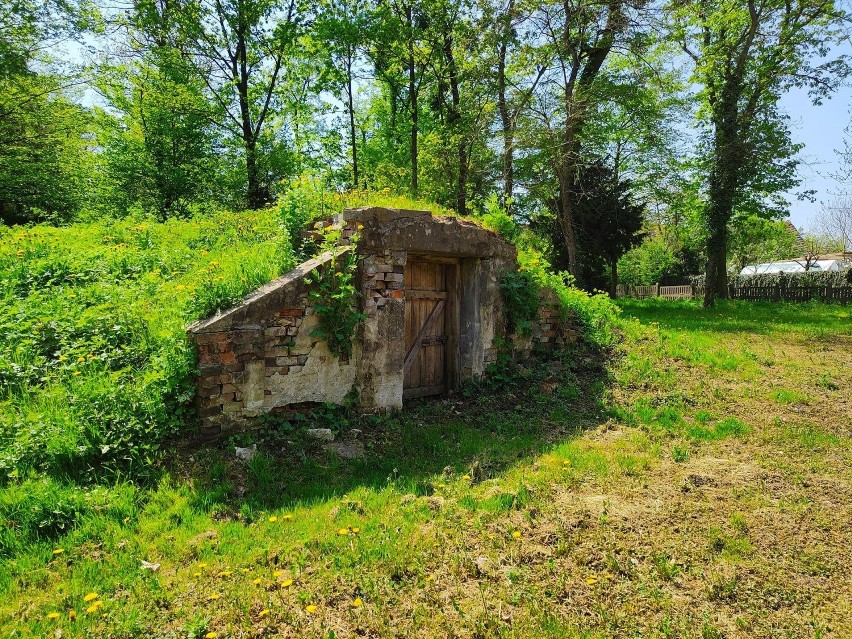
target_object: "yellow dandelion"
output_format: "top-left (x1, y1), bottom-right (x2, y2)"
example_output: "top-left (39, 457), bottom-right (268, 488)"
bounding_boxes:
top-left (338, 528), bottom-right (349, 536)
top-left (208, 593), bottom-right (220, 601)
top-left (602, 572), bottom-right (614, 580)
top-left (46, 612), bottom-right (60, 620)
top-left (205, 633), bottom-right (217, 639)
top-left (461, 474), bottom-right (471, 480)
top-left (69, 610), bottom-right (77, 620)
top-left (241, 568), bottom-right (250, 574)
top-left (73, 370), bottom-right (82, 376)
top-left (512, 531), bottom-right (522, 539)
top-left (280, 579), bottom-right (293, 588)
top-left (101, 613), bottom-right (108, 618)
top-left (83, 593), bottom-right (99, 602)
top-left (425, 575), bottom-right (435, 582)
top-left (351, 597), bottom-right (363, 608)
top-left (350, 527), bottom-right (361, 534)
top-left (85, 601), bottom-right (103, 613)
top-left (281, 514), bottom-right (293, 521)
top-left (305, 604), bottom-right (317, 614)
top-left (193, 572), bottom-right (201, 577)
top-left (58, 355), bottom-right (67, 362)
top-left (273, 570), bottom-right (285, 577)
top-left (562, 460), bottom-right (571, 466)
top-left (268, 516), bottom-right (278, 522)
top-left (52, 548), bottom-right (64, 555)
top-left (258, 609), bottom-right (270, 618)
top-left (218, 571), bottom-right (232, 577)
top-left (77, 356), bottom-right (86, 363)
top-left (198, 562), bottom-right (208, 568)
top-left (586, 577), bottom-right (598, 586)
top-left (252, 578), bottom-right (262, 585)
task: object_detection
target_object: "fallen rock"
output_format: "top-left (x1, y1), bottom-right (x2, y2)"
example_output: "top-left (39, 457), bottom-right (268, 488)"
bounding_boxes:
top-left (307, 428), bottom-right (335, 442)
top-left (235, 444), bottom-right (257, 461)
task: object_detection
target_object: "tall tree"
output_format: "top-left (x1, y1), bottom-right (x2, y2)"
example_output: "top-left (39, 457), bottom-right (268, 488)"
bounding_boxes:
top-left (0, 0), bottom-right (98, 224)
top-left (98, 47), bottom-right (219, 218)
top-left (316, 0), bottom-right (368, 188)
top-left (374, 0), bottom-right (431, 194)
top-left (485, 0), bottom-right (546, 208)
top-left (175, 0), bottom-right (301, 209)
top-left (669, 0), bottom-right (850, 306)
top-left (535, 159), bottom-right (645, 294)
top-left (530, 0), bottom-right (647, 277)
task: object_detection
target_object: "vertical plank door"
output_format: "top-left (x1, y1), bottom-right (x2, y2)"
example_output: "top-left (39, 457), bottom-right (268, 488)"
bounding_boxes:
top-left (403, 260), bottom-right (451, 399)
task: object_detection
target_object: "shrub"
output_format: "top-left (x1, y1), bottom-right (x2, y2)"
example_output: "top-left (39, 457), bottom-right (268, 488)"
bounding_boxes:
top-left (691, 268), bottom-right (851, 289)
top-left (499, 270), bottom-right (540, 336)
top-left (305, 227), bottom-right (365, 360)
top-left (517, 244), bottom-right (620, 348)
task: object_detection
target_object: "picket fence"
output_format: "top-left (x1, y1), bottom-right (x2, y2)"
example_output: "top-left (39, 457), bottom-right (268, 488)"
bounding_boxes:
top-left (615, 283), bottom-right (852, 304)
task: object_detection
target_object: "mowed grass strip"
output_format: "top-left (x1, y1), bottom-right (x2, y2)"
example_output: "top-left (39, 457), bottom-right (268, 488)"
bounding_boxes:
top-left (2, 299), bottom-right (850, 637)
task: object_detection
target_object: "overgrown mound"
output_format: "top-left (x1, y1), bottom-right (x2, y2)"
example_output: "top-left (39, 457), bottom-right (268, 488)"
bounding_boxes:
top-left (0, 190), bottom-right (621, 484)
top-left (0, 208), bottom-right (296, 481)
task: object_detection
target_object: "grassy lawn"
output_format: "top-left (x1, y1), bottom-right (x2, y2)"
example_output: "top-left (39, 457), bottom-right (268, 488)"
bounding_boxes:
top-left (3, 299), bottom-right (851, 638)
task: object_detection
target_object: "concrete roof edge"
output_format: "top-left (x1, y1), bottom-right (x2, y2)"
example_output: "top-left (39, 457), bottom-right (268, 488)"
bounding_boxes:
top-left (188, 249), bottom-right (343, 334)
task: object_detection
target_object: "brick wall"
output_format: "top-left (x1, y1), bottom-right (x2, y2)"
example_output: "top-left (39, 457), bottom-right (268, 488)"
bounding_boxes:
top-left (510, 289), bottom-right (579, 357)
top-left (190, 251), bottom-right (357, 436)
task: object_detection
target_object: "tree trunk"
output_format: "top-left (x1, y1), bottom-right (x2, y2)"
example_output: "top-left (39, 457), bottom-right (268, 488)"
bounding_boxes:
top-left (245, 138), bottom-right (264, 210)
top-left (609, 256), bottom-right (618, 298)
top-left (235, 23), bottom-right (266, 210)
top-left (346, 53), bottom-right (358, 188)
top-left (556, 167), bottom-right (579, 277)
top-left (496, 6), bottom-right (513, 206)
top-left (443, 32), bottom-right (466, 215)
top-left (406, 6), bottom-right (418, 194)
top-left (703, 91), bottom-right (741, 306)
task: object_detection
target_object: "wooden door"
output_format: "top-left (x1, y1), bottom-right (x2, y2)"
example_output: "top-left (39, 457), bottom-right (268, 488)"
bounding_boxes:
top-left (403, 259), bottom-right (456, 400)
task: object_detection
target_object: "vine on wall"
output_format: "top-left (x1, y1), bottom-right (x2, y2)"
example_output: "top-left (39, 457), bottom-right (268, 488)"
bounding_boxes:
top-left (305, 226), bottom-right (366, 360)
top-left (499, 269), bottom-right (540, 337)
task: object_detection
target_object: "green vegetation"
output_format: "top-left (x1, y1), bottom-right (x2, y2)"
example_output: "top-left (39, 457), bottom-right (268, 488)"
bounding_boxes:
top-left (1, 298), bottom-right (849, 636)
top-left (499, 270), bottom-right (540, 337)
top-left (0, 208), bottom-right (296, 481)
top-left (305, 228), bottom-right (365, 360)
top-left (3, 0), bottom-right (852, 634)
top-left (6, 0), bottom-right (850, 306)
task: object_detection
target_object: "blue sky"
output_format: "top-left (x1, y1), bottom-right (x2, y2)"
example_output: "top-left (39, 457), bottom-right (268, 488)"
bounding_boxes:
top-left (780, 86), bottom-right (850, 231)
top-left (778, 38), bottom-right (851, 232)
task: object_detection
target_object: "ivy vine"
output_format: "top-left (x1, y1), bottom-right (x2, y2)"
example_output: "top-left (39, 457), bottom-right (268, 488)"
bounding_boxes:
top-left (499, 269), bottom-right (540, 337)
top-left (306, 226), bottom-right (366, 360)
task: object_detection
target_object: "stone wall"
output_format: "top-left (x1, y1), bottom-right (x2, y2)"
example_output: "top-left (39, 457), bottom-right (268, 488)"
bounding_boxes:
top-left (511, 290), bottom-right (580, 357)
top-left (188, 207), bottom-right (580, 436)
top-left (191, 251), bottom-right (358, 436)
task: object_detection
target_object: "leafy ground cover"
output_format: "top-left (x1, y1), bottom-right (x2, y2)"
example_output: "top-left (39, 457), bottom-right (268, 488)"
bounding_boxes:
top-left (0, 208), bottom-right (298, 482)
top-left (2, 298), bottom-right (850, 637)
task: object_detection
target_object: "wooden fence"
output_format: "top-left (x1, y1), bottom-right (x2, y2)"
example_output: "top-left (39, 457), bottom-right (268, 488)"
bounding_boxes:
top-left (616, 283), bottom-right (851, 304)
